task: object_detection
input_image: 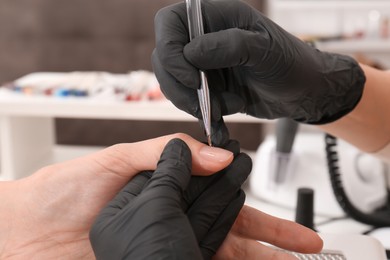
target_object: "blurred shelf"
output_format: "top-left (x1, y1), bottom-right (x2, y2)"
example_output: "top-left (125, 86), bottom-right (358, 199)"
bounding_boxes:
top-left (315, 39), bottom-right (390, 53)
top-left (268, 0), bottom-right (390, 69)
top-left (0, 89), bottom-right (267, 123)
top-left (270, 0), bottom-right (390, 10)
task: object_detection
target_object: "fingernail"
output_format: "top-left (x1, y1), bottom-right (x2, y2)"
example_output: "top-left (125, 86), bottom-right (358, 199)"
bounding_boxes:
top-left (199, 146), bottom-right (233, 162)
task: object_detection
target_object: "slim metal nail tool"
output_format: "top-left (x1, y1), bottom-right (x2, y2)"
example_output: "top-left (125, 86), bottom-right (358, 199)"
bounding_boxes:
top-left (185, 0), bottom-right (212, 146)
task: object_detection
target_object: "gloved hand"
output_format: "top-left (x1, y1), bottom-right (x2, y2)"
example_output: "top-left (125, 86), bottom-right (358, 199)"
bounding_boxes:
top-left (89, 138), bottom-right (251, 260)
top-left (152, 0), bottom-right (366, 146)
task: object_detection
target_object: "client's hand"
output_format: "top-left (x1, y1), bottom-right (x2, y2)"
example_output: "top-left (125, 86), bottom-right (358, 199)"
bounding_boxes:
top-left (90, 138), bottom-right (251, 260)
top-left (0, 133), bottom-right (322, 259)
top-left (0, 133), bottom-right (233, 259)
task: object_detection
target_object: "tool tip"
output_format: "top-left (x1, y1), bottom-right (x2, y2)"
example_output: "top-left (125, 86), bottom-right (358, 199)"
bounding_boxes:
top-left (207, 135), bottom-right (212, 146)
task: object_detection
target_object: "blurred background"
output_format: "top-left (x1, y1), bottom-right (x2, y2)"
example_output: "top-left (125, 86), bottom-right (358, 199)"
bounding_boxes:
top-left (0, 0), bottom-right (266, 149)
top-left (1, 0), bottom-right (389, 149)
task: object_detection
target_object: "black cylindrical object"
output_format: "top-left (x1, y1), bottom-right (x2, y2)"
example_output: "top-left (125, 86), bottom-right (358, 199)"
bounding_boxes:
top-left (295, 187), bottom-right (315, 230)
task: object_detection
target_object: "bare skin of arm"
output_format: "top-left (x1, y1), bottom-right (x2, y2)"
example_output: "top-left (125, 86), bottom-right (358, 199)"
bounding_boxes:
top-left (320, 64), bottom-right (390, 153)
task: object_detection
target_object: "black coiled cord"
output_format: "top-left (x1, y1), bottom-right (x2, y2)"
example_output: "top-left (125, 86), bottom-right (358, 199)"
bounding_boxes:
top-left (325, 134), bottom-right (390, 227)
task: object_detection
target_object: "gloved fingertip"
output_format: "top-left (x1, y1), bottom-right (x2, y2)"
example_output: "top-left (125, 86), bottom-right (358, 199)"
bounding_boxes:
top-left (231, 153), bottom-right (253, 183)
top-left (150, 138), bottom-right (193, 192)
top-left (222, 139), bottom-right (241, 156)
top-left (211, 119), bottom-right (230, 147)
top-left (162, 138), bottom-right (191, 159)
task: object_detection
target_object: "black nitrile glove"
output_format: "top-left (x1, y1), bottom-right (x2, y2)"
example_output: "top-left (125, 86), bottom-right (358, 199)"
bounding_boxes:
top-left (181, 139), bottom-right (250, 259)
top-left (152, 0), bottom-right (366, 146)
top-left (89, 138), bottom-right (252, 260)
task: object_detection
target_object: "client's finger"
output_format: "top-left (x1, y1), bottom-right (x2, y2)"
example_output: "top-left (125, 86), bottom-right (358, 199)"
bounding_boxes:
top-left (231, 205), bottom-right (323, 254)
top-left (213, 232), bottom-right (298, 260)
top-left (92, 133), bottom-right (234, 178)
